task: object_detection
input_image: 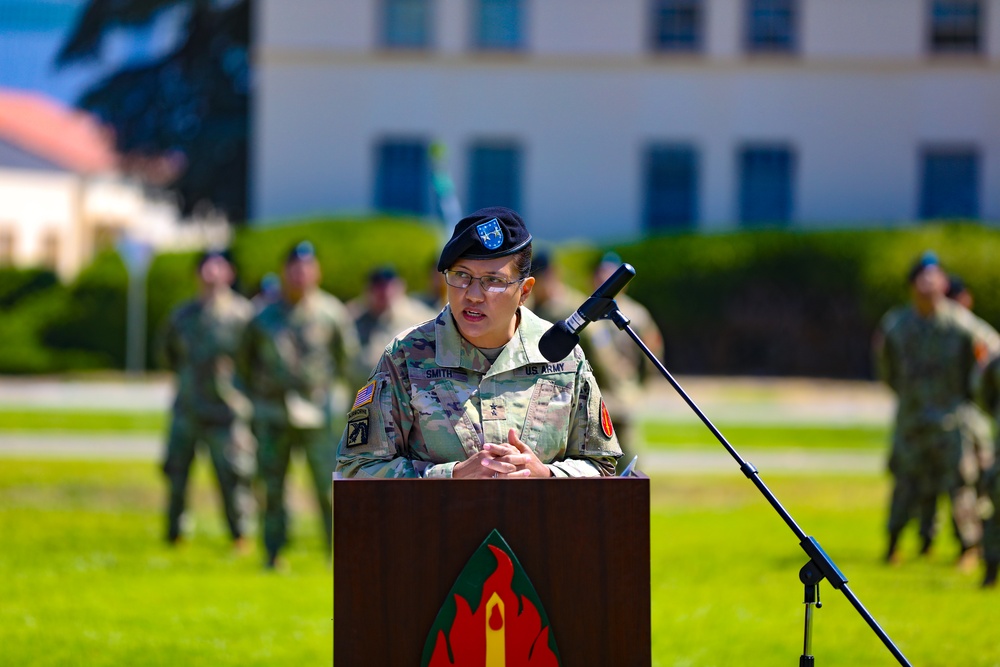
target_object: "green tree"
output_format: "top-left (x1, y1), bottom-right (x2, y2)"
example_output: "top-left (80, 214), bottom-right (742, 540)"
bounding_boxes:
top-left (57, 0), bottom-right (250, 221)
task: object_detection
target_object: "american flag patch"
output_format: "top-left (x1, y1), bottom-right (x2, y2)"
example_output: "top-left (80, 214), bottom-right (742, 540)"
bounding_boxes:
top-left (352, 380), bottom-right (376, 408)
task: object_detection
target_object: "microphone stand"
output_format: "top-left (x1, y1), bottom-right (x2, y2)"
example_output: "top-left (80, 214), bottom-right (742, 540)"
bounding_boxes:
top-left (593, 299), bottom-right (912, 667)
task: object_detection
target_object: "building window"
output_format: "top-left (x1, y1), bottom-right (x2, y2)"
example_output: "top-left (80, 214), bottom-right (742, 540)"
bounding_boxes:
top-left (41, 231), bottom-right (59, 270)
top-left (382, 0), bottom-right (432, 49)
top-left (920, 148), bottom-right (979, 219)
top-left (651, 0), bottom-right (703, 52)
top-left (746, 0), bottom-right (797, 53)
top-left (644, 145), bottom-right (698, 230)
top-left (0, 228), bottom-right (14, 266)
top-left (473, 0), bottom-right (524, 51)
top-left (739, 145), bottom-right (795, 226)
top-left (467, 142), bottom-right (522, 212)
top-left (374, 139), bottom-right (430, 215)
top-left (929, 0), bottom-right (982, 54)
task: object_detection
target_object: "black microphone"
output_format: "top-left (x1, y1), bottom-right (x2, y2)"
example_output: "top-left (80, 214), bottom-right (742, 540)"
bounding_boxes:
top-left (538, 263), bottom-right (636, 362)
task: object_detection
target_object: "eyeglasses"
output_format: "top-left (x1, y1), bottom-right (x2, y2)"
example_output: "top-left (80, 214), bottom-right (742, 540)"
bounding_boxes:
top-left (442, 270), bottom-right (524, 294)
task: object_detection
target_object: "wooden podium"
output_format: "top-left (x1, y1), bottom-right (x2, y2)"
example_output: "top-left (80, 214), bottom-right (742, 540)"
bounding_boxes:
top-left (333, 476), bottom-right (650, 666)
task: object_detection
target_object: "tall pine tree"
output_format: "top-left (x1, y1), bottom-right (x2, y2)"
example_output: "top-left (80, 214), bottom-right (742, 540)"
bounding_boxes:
top-left (58, 0), bottom-right (250, 222)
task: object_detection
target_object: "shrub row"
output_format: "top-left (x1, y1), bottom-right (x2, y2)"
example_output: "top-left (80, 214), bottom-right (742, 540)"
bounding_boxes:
top-left (1, 218), bottom-right (997, 378)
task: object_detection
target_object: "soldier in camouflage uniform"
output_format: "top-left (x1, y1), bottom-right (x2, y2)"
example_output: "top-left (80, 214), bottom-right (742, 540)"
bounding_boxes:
top-left (979, 355), bottom-right (1000, 587)
top-left (160, 250), bottom-right (255, 548)
top-left (237, 241), bottom-right (360, 568)
top-left (526, 250), bottom-right (587, 325)
top-left (347, 265), bottom-right (436, 384)
top-left (336, 207), bottom-right (621, 479)
top-left (579, 252), bottom-right (664, 475)
top-left (875, 253), bottom-right (997, 566)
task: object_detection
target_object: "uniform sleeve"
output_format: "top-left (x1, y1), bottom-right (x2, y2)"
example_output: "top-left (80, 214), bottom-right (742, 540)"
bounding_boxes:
top-left (873, 317), bottom-right (897, 391)
top-left (551, 352), bottom-right (621, 477)
top-left (332, 305), bottom-right (363, 387)
top-left (159, 310), bottom-right (181, 372)
top-left (980, 357), bottom-right (1000, 417)
top-left (336, 352), bottom-right (423, 478)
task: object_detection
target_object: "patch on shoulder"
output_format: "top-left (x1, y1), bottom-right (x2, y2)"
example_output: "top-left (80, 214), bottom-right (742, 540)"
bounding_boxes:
top-left (600, 400), bottom-right (614, 439)
top-left (346, 407), bottom-right (370, 447)
top-left (352, 380), bottom-right (376, 408)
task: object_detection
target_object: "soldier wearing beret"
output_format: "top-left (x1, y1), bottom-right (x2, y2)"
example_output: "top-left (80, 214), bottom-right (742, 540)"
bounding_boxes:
top-left (874, 252), bottom-right (998, 568)
top-left (347, 265), bottom-right (436, 384)
top-left (336, 207), bottom-right (622, 479)
top-left (978, 354), bottom-right (1000, 587)
top-left (237, 241), bottom-right (360, 568)
top-left (160, 250), bottom-right (255, 549)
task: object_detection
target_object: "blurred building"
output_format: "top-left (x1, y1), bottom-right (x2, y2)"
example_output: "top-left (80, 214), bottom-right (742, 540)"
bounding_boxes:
top-left (0, 88), bottom-right (228, 279)
top-left (253, 0), bottom-right (1000, 239)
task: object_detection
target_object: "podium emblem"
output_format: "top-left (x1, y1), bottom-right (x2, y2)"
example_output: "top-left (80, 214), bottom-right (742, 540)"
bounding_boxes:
top-left (422, 529), bottom-right (561, 666)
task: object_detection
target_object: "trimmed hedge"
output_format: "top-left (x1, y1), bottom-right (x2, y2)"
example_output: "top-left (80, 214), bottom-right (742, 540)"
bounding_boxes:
top-left (560, 222), bottom-right (1000, 378)
top-left (1, 217), bottom-right (997, 378)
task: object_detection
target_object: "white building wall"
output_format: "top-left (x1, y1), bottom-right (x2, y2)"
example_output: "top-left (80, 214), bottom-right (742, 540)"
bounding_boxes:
top-left (253, 0), bottom-right (1000, 239)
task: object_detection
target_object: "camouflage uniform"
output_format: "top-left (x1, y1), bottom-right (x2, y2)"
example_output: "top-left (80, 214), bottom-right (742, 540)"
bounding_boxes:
top-left (978, 356), bottom-right (1000, 580)
top-left (237, 289), bottom-right (360, 561)
top-left (876, 299), bottom-right (996, 554)
top-left (528, 284), bottom-right (587, 328)
top-left (161, 290), bottom-right (255, 543)
top-left (579, 292), bottom-right (664, 474)
top-left (348, 293), bottom-right (437, 386)
top-left (336, 306), bottom-right (621, 478)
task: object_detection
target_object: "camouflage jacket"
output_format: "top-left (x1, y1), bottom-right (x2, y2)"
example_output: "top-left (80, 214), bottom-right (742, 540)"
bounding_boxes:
top-left (876, 300), bottom-right (997, 435)
top-left (336, 306), bottom-right (622, 478)
top-left (347, 295), bottom-right (437, 385)
top-left (980, 356), bottom-right (1000, 427)
top-left (161, 291), bottom-right (254, 423)
top-left (237, 290), bottom-right (360, 428)
top-left (580, 292), bottom-right (664, 408)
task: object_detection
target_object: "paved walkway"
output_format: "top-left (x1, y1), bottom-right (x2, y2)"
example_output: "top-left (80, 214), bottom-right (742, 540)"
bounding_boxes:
top-left (0, 375), bottom-right (893, 473)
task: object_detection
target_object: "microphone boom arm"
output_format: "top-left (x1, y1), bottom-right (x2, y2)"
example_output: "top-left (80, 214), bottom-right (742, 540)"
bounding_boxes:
top-left (600, 303), bottom-right (913, 667)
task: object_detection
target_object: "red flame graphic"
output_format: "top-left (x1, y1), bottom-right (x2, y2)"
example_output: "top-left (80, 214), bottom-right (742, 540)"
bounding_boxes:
top-left (429, 545), bottom-right (558, 667)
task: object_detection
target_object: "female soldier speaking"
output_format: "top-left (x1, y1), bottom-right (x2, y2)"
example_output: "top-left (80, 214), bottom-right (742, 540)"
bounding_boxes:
top-left (336, 206), bottom-right (621, 478)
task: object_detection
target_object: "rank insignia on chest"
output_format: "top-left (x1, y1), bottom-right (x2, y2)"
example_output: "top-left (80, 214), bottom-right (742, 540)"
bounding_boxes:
top-left (482, 400), bottom-right (506, 421)
top-left (353, 380), bottom-right (376, 408)
top-left (600, 400), bottom-right (614, 439)
top-left (346, 408), bottom-right (369, 448)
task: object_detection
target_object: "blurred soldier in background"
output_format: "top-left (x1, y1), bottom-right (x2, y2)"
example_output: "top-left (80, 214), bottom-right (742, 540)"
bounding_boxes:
top-left (237, 241), bottom-right (360, 569)
top-left (526, 250), bottom-right (586, 325)
top-left (160, 250), bottom-right (255, 550)
top-left (251, 272), bottom-right (281, 312)
top-left (875, 253), bottom-right (997, 568)
top-left (415, 258), bottom-right (448, 312)
top-left (579, 252), bottom-right (664, 475)
top-left (978, 355), bottom-right (1000, 587)
top-left (348, 265), bottom-right (436, 383)
top-left (945, 275), bottom-right (1000, 561)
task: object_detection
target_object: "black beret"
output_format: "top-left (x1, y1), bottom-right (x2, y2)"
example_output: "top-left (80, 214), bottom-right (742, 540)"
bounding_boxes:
top-left (197, 248), bottom-right (233, 268)
top-left (907, 250), bottom-right (940, 283)
top-left (437, 207), bottom-right (532, 272)
top-left (285, 240), bottom-right (317, 264)
top-left (368, 265), bottom-right (399, 284)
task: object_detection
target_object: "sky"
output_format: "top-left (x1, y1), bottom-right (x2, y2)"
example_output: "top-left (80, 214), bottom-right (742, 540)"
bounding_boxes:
top-left (0, 0), bottom-right (181, 105)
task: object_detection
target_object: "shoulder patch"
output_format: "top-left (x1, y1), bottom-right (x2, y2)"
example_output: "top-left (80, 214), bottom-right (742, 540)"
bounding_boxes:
top-left (600, 400), bottom-right (614, 439)
top-left (352, 380), bottom-right (376, 408)
top-left (346, 408), bottom-right (370, 447)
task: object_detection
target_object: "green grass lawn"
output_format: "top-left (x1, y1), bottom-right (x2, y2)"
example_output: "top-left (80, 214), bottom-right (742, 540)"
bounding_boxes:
top-left (1, 457), bottom-right (996, 666)
top-left (644, 420), bottom-right (890, 451)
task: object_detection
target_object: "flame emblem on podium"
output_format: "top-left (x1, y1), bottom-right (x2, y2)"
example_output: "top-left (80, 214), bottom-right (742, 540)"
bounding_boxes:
top-left (422, 529), bottom-right (561, 666)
